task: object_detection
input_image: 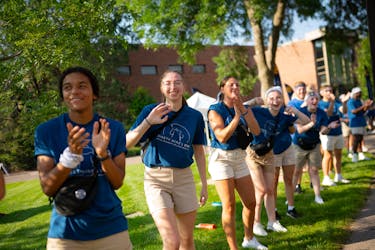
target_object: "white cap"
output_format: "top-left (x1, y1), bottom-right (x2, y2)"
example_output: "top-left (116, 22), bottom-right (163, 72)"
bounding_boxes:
top-left (265, 86), bottom-right (282, 98)
top-left (304, 91), bottom-right (320, 102)
top-left (351, 87), bottom-right (361, 98)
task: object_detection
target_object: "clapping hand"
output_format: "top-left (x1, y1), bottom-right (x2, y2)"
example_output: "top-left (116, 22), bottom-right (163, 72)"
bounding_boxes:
top-left (66, 123), bottom-right (90, 155)
top-left (92, 118), bottom-right (110, 156)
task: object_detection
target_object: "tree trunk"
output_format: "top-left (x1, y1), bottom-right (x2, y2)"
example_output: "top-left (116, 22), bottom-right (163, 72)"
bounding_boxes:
top-left (244, 0), bottom-right (286, 97)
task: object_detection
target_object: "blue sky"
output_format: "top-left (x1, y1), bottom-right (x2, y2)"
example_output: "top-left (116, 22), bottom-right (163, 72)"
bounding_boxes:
top-left (289, 18), bottom-right (326, 41)
top-left (234, 17), bottom-right (326, 45)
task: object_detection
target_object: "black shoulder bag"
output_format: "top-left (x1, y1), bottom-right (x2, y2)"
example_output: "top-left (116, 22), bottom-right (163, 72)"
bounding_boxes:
top-left (250, 115), bottom-right (278, 156)
top-left (224, 105), bottom-right (253, 150)
top-left (140, 105), bottom-right (184, 160)
top-left (51, 158), bottom-right (99, 216)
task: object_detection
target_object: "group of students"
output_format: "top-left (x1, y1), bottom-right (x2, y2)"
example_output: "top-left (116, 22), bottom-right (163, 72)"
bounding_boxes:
top-left (33, 66), bottom-right (371, 250)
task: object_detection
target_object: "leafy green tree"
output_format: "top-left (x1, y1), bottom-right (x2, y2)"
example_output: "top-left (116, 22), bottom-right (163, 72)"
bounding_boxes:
top-left (321, 0), bottom-right (367, 53)
top-left (123, 0), bottom-right (322, 96)
top-left (0, 0), bottom-right (133, 170)
top-left (213, 47), bottom-right (258, 96)
top-left (355, 37), bottom-right (372, 100)
top-left (95, 79), bottom-right (132, 125)
top-left (126, 87), bottom-right (156, 128)
top-left (124, 0), bottom-right (368, 96)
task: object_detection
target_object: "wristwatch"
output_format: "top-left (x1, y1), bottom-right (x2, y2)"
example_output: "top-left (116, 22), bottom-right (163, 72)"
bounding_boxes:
top-left (97, 149), bottom-right (111, 161)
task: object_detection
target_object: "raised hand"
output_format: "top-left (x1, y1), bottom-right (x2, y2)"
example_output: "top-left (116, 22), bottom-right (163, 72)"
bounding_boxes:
top-left (66, 122), bottom-right (90, 155)
top-left (146, 103), bottom-right (172, 125)
top-left (92, 118), bottom-right (111, 156)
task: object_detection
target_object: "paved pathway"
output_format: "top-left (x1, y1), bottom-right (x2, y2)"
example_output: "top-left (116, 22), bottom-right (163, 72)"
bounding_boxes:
top-left (342, 133), bottom-right (375, 250)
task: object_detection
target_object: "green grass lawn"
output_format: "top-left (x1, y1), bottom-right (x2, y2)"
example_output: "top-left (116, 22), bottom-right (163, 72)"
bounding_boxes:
top-left (1, 153), bottom-right (374, 250)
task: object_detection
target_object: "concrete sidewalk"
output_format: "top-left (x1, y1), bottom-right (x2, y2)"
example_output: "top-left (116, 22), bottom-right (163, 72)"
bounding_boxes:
top-left (342, 133), bottom-right (375, 250)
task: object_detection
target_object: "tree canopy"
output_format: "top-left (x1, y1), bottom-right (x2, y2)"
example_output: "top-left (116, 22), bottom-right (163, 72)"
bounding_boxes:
top-left (0, 0), bottom-right (133, 169)
top-left (124, 0), bottom-right (368, 96)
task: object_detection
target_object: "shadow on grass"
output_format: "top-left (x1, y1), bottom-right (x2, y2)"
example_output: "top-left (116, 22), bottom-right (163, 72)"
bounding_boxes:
top-left (0, 204), bottom-right (50, 250)
top-left (0, 204), bottom-right (50, 224)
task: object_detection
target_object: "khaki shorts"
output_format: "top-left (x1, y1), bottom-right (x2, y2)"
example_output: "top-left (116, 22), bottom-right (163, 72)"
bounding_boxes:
top-left (208, 148), bottom-right (249, 181)
top-left (246, 147), bottom-right (274, 173)
top-left (350, 126), bottom-right (366, 135)
top-left (294, 144), bottom-right (322, 169)
top-left (47, 230), bottom-right (132, 250)
top-left (341, 122), bottom-right (350, 137)
top-left (144, 167), bottom-right (198, 214)
top-left (320, 134), bottom-right (344, 151)
top-left (273, 144), bottom-right (296, 166)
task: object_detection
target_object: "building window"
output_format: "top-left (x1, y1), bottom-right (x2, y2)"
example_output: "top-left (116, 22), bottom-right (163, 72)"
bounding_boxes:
top-left (192, 64), bottom-right (206, 73)
top-left (168, 64), bottom-right (183, 73)
top-left (141, 65), bottom-right (158, 75)
top-left (117, 66), bottom-right (131, 75)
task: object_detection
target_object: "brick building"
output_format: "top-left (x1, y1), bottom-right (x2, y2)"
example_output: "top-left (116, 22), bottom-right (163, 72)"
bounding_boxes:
top-left (115, 45), bottom-right (257, 100)
top-left (116, 30), bottom-right (354, 100)
top-left (276, 30), bottom-right (354, 94)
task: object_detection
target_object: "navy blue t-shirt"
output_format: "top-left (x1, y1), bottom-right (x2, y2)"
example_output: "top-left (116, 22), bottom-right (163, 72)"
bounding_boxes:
top-left (208, 102), bottom-right (250, 150)
top-left (318, 100), bottom-right (342, 136)
top-left (131, 104), bottom-right (206, 168)
top-left (251, 106), bottom-right (297, 154)
top-left (347, 98), bottom-right (367, 127)
top-left (293, 107), bottom-right (329, 145)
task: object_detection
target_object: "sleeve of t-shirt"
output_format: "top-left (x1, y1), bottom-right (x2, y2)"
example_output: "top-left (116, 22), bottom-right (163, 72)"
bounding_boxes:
top-left (34, 123), bottom-right (55, 158)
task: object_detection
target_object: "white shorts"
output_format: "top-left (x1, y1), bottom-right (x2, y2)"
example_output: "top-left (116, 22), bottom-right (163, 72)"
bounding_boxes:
top-left (208, 148), bottom-right (249, 181)
top-left (350, 126), bottom-right (366, 135)
top-left (273, 144), bottom-right (296, 166)
top-left (320, 134), bottom-right (344, 151)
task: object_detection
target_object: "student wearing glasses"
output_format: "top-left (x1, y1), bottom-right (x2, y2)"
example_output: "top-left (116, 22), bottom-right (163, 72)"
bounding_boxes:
top-left (126, 70), bottom-right (208, 250)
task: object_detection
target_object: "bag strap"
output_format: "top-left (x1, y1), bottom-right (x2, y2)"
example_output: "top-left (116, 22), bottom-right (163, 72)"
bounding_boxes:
top-left (223, 103), bottom-right (248, 127)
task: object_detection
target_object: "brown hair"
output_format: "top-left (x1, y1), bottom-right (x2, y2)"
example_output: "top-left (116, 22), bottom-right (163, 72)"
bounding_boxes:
top-left (294, 81), bottom-right (306, 89)
top-left (217, 76), bottom-right (236, 101)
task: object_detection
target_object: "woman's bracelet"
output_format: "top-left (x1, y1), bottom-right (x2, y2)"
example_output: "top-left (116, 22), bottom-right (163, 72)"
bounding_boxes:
top-left (241, 108), bottom-right (249, 116)
top-left (145, 117), bottom-right (152, 126)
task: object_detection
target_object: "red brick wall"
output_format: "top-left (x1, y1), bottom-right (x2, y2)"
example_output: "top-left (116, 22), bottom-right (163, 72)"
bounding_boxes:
top-left (276, 40), bottom-right (318, 90)
top-left (116, 45), bottom-right (257, 100)
top-left (116, 42), bottom-right (320, 101)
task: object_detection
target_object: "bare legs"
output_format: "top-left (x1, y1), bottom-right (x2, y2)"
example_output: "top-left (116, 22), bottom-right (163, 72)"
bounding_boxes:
top-left (214, 175), bottom-right (256, 250)
top-left (152, 208), bottom-right (197, 250)
top-left (251, 166), bottom-right (277, 224)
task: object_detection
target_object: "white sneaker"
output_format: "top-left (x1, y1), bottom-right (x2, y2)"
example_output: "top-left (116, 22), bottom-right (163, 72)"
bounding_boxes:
top-left (359, 153), bottom-right (371, 161)
top-left (352, 153), bottom-right (358, 163)
top-left (242, 237), bottom-right (268, 249)
top-left (348, 152), bottom-right (353, 158)
top-left (334, 174), bottom-right (350, 184)
top-left (266, 220), bottom-right (287, 232)
top-left (253, 222), bottom-right (268, 236)
top-left (315, 196), bottom-right (324, 204)
top-left (322, 176), bottom-right (336, 187)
